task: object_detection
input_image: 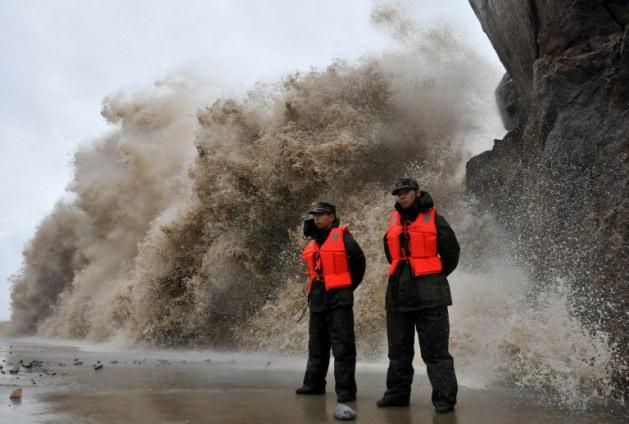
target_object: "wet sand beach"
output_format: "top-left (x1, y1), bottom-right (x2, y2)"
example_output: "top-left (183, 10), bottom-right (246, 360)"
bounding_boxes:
top-left (0, 339), bottom-right (625, 423)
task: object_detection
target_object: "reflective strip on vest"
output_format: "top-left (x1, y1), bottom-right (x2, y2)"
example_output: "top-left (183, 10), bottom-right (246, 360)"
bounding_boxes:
top-left (301, 226), bottom-right (352, 292)
top-left (386, 208), bottom-right (443, 277)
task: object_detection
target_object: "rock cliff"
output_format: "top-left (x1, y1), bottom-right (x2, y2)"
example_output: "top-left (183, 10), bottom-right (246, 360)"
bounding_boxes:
top-left (467, 0), bottom-right (628, 396)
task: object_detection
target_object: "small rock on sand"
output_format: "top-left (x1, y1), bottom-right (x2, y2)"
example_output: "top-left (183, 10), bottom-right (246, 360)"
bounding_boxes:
top-left (9, 388), bottom-right (22, 400)
top-left (333, 404), bottom-right (356, 421)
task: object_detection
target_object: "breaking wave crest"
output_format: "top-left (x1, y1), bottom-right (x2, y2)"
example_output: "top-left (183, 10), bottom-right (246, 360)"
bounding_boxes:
top-left (7, 22), bottom-right (622, 408)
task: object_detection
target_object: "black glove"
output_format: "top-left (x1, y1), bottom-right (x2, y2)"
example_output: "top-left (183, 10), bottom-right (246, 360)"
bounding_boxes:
top-left (303, 218), bottom-right (316, 237)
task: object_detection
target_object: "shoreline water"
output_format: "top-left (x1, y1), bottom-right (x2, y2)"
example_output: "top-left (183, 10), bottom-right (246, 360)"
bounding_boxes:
top-left (0, 338), bottom-right (626, 423)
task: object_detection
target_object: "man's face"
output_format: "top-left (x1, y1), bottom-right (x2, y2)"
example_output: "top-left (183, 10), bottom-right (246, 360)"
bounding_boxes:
top-left (396, 188), bottom-right (418, 209)
top-left (313, 213), bottom-right (335, 229)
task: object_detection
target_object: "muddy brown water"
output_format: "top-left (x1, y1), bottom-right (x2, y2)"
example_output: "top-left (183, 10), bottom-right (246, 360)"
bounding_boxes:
top-left (0, 339), bottom-right (625, 423)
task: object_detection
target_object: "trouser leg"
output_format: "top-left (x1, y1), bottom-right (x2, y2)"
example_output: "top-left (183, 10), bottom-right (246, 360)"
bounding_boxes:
top-left (416, 306), bottom-right (458, 406)
top-left (328, 306), bottom-right (357, 399)
top-left (384, 310), bottom-right (415, 402)
top-left (303, 310), bottom-right (331, 389)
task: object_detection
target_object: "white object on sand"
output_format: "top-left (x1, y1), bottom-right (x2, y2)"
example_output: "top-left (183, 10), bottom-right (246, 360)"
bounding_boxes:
top-left (333, 403), bottom-right (356, 421)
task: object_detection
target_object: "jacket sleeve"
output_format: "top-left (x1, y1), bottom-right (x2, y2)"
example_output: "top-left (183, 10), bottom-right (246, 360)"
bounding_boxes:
top-left (436, 213), bottom-right (460, 276)
top-left (344, 232), bottom-right (366, 289)
top-left (383, 233), bottom-right (392, 264)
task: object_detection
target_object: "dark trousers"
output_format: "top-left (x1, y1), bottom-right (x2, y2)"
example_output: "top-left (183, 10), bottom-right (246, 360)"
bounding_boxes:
top-left (384, 306), bottom-right (457, 406)
top-left (303, 306), bottom-right (357, 399)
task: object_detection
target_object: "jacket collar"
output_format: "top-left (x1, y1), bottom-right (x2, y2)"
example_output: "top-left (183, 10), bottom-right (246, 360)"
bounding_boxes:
top-left (394, 191), bottom-right (434, 221)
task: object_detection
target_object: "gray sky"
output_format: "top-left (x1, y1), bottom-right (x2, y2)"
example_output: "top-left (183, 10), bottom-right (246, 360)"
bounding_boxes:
top-left (0, 0), bottom-right (502, 321)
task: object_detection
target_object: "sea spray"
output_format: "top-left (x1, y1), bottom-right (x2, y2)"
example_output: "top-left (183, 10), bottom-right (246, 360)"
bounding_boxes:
top-left (7, 18), bottom-right (621, 409)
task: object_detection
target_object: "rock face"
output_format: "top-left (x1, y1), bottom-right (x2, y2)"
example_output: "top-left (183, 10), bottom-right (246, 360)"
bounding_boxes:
top-left (495, 73), bottom-right (522, 131)
top-left (467, 0), bottom-right (628, 397)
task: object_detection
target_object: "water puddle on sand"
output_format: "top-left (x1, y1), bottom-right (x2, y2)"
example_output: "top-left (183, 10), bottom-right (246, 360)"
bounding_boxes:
top-left (0, 339), bottom-right (626, 423)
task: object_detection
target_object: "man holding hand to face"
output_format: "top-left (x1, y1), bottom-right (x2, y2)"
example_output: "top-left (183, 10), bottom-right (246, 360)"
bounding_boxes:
top-left (296, 201), bottom-right (366, 404)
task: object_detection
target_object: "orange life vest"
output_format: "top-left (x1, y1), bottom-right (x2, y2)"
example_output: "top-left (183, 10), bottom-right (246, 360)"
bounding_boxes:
top-left (302, 226), bottom-right (352, 293)
top-left (386, 208), bottom-right (443, 277)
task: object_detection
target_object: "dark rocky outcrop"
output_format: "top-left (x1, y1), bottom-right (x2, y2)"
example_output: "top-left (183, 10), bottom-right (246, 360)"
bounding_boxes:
top-left (467, 0), bottom-right (628, 399)
top-left (495, 73), bottom-right (522, 131)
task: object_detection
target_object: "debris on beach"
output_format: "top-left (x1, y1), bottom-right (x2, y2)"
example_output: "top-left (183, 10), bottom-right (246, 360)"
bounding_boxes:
top-left (333, 404), bottom-right (356, 421)
top-left (9, 388), bottom-right (22, 400)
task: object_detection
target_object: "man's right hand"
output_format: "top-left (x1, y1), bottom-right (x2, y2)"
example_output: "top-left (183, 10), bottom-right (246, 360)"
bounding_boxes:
top-left (303, 218), bottom-right (316, 237)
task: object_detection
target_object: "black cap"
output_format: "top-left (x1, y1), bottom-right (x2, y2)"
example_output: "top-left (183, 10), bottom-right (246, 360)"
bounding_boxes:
top-left (391, 177), bottom-right (419, 195)
top-left (308, 201), bottom-right (336, 215)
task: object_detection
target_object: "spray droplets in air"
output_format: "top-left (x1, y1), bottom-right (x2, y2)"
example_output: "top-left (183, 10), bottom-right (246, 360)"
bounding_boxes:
top-left (7, 5), bottom-right (622, 409)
